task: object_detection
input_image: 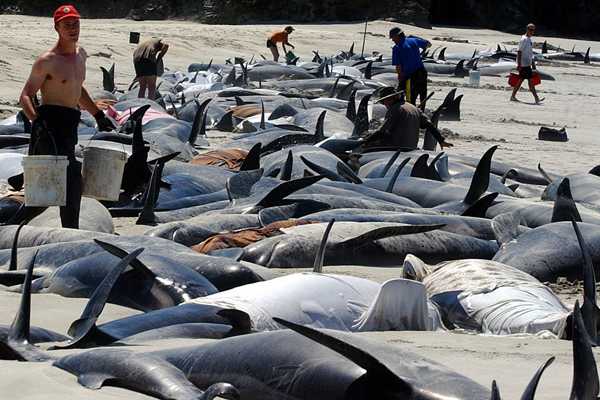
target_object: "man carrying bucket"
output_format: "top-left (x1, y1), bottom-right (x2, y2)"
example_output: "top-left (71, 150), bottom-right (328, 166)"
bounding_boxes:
top-left (19, 4), bottom-right (116, 229)
top-left (510, 23), bottom-right (544, 104)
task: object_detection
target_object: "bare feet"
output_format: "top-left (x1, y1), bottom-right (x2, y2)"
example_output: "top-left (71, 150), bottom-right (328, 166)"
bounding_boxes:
top-left (510, 96), bottom-right (519, 102)
top-left (535, 97), bottom-right (545, 104)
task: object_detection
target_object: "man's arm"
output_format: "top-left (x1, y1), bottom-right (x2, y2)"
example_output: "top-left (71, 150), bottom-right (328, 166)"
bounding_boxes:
top-left (79, 86), bottom-right (100, 115)
top-left (80, 86), bottom-right (116, 131)
top-left (517, 37), bottom-right (526, 69)
top-left (418, 37), bottom-right (432, 50)
top-left (19, 57), bottom-right (47, 121)
top-left (157, 43), bottom-right (169, 60)
top-left (396, 65), bottom-right (404, 84)
top-left (420, 114), bottom-right (453, 149)
top-left (285, 40), bottom-right (295, 49)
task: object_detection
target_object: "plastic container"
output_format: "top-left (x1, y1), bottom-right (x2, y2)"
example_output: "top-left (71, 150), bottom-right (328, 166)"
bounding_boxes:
top-left (22, 155), bottom-right (68, 207)
top-left (285, 51), bottom-right (297, 63)
top-left (508, 72), bottom-right (521, 87)
top-left (469, 69), bottom-right (481, 87)
top-left (81, 147), bottom-right (127, 201)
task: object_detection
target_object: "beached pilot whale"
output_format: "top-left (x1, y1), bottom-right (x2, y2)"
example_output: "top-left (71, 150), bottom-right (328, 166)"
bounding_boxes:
top-left (241, 221), bottom-right (498, 268)
top-left (492, 217), bottom-right (600, 282)
top-left (55, 313), bottom-right (588, 400)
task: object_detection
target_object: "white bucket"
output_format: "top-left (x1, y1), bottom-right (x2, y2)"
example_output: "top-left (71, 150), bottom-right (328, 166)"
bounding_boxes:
top-left (82, 147), bottom-right (127, 201)
top-left (22, 155), bottom-right (68, 207)
top-left (469, 69), bottom-right (481, 87)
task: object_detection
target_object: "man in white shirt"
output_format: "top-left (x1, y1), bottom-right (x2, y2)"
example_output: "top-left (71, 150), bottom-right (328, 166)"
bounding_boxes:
top-left (510, 23), bottom-right (543, 104)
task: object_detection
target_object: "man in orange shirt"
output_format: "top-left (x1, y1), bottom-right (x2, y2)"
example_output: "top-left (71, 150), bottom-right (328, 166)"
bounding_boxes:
top-left (267, 26), bottom-right (295, 62)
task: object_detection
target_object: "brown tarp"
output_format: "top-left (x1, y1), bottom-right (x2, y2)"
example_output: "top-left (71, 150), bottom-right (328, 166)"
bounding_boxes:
top-left (192, 219), bottom-right (314, 254)
top-left (190, 148), bottom-right (249, 170)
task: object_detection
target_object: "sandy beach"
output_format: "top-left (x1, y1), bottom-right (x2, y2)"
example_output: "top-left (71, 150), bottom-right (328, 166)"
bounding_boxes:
top-left (1, 15), bottom-right (599, 399)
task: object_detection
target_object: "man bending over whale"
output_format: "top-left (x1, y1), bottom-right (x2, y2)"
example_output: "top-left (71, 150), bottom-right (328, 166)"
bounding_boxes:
top-left (19, 4), bottom-right (116, 229)
top-left (363, 87), bottom-right (453, 151)
top-left (267, 26), bottom-right (295, 62)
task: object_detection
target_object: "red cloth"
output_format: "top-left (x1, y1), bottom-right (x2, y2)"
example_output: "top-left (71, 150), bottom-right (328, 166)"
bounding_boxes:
top-left (53, 5), bottom-right (80, 24)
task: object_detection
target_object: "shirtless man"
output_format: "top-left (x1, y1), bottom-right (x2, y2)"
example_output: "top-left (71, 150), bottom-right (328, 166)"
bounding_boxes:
top-left (19, 4), bottom-right (116, 229)
top-left (133, 38), bottom-right (169, 99)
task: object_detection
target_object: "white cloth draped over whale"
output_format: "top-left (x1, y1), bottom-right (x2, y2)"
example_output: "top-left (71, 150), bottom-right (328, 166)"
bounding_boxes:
top-left (404, 256), bottom-right (570, 337)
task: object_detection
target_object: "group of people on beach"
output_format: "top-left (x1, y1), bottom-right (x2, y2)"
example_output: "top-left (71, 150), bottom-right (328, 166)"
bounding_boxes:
top-left (17, 4), bottom-right (541, 230)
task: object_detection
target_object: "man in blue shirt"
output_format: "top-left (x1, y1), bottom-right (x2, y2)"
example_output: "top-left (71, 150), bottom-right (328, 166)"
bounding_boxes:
top-left (390, 27), bottom-right (431, 110)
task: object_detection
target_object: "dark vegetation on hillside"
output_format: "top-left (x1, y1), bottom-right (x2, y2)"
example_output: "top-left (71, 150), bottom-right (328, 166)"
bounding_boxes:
top-left (1, 0), bottom-right (598, 38)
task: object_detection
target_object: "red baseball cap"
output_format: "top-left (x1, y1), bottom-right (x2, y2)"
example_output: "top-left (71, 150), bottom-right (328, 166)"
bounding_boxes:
top-left (53, 4), bottom-right (80, 24)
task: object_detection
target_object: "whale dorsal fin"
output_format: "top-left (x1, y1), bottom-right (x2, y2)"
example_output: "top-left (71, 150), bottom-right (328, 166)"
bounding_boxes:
top-left (335, 224), bottom-right (445, 250)
top-left (569, 300), bottom-right (599, 399)
top-left (572, 219), bottom-right (599, 344)
top-left (56, 245), bottom-right (145, 349)
top-left (273, 318), bottom-right (415, 397)
top-left (364, 61), bottom-right (373, 79)
top-left (315, 111), bottom-right (327, 141)
top-left (410, 154), bottom-right (430, 179)
top-left (379, 151), bottom-right (401, 178)
top-left (259, 101), bottom-right (266, 130)
top-left (300, 156), bottom-right (343, 182)
top-left (519, 357), bottom-right (555, 400)
top-left (552, 178), bottom-right (582, 223)
top-left (278, 151), bottom-right (294, 181)
top-left (4, 250), bottom-right (51, 361)
top-left (239, 143), bottom-right (262, 171)
top-left (313, 219), bottom-right (335, 273)
top-left (336, 162), bottom-right (363, 184)
top-left (253, 175), bottom-right (324, 211)
top-left (135, 161), bottom-right (160, 225)
top-left (351, 94), bottom-right (371, 138)
top-left (463, 146), bottom-right (498, 205)
top-left (491, 380), bottom-right (501, 400)
top-left (386, 158), bottom-right (411, 193)
top-left (9, 221), bottom-right (27, 272)
top-left (462, 192), bottom-right (499, 218)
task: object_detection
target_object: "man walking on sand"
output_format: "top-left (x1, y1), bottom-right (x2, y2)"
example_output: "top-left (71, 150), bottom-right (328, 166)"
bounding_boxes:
top-left (267, 26), bottom-right (295, 62)
top-left (389, 27), bottom-right (431, 110)
top-left (19, 4), bottom-right (116, 229)
top-left (133, 37), bottom-right (169, 99)
top-left (511, 23), bottom-right (544, 104)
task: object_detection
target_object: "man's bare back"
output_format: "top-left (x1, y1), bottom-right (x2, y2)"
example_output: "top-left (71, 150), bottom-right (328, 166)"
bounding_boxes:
top-left (36, 46), bottom-right (87, 109)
